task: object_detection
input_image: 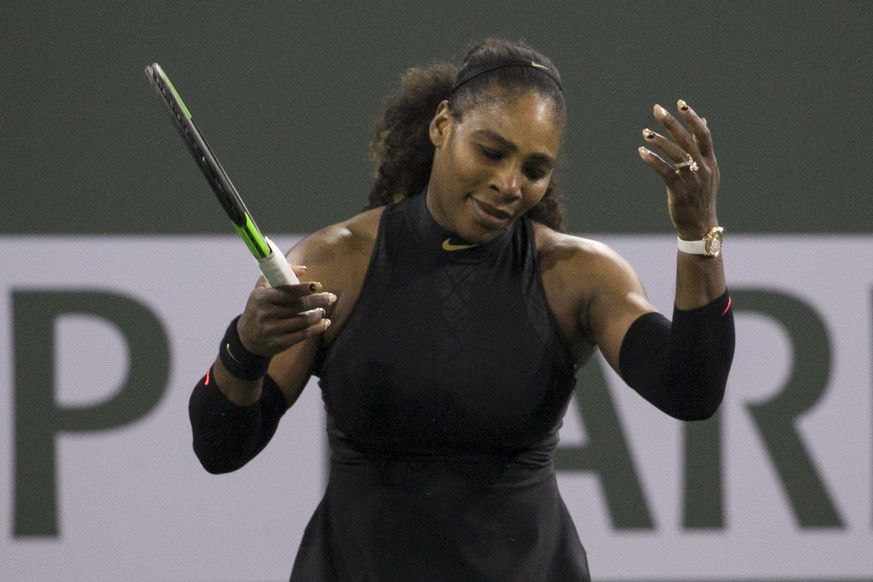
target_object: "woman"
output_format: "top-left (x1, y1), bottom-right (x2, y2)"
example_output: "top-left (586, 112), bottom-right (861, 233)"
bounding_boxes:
top-left (190, 38), bottom-right (734, 581)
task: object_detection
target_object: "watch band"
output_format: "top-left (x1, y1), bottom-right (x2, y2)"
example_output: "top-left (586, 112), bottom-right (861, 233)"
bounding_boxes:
top-left (677, 237), bottom-right (708, 255)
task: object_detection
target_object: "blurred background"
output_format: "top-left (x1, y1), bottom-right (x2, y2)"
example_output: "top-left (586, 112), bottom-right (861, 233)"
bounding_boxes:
top-left (4, 1), bottom-right (871, 236)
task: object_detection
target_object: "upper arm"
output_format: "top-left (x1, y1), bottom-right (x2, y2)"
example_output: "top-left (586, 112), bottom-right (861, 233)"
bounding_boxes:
top-left (538, 227), bottom-right (657, 374)
top-left (266, 336), bottom-right (321, 409)
top-left (266, 210), bottom-right (381, 408)
top-left (583, 244), bottom-right (658, 374)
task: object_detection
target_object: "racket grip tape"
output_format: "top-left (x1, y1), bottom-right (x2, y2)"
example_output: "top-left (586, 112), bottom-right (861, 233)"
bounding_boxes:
top-left (258, 238), bottom-right (300, 287)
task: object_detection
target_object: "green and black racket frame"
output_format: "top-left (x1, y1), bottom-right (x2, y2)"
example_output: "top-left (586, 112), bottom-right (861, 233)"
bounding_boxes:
top-left (144, 63), bottom-right (298, 286)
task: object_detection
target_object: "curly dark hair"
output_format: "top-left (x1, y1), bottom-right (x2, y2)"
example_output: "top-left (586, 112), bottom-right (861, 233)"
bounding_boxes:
top-left (365, 39), bottom-right (568, 232)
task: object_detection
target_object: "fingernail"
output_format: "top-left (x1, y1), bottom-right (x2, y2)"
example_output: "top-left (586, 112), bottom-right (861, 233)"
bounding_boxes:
top-left (654, 104), bottom-right (667, 119)
top-left (327, 292), bottom-right (337, 304)
top-left (638, 146), bottom-right (650, 156)
top-left (309, 282), bottom-right (322, 293)
top-left (323, 319), bottom-right (332, 328)
top-left (643, 129), bottom-right (655, 139)
top-left (678, 99), bottom-right (689, 111)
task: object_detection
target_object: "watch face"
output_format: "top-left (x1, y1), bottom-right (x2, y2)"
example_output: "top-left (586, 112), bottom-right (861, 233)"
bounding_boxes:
top-left (706, 237), bottom-right (722, 257)
top-left (704, 228), bottom-right (724, 257)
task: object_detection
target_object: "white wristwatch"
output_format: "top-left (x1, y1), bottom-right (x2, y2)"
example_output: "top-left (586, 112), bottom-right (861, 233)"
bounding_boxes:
top-left (677, 226), bottom-right (724, 258)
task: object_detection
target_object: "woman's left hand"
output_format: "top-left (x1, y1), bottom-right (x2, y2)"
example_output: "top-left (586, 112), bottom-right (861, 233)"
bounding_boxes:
top-left (638, 99), bottom-right (720, 239)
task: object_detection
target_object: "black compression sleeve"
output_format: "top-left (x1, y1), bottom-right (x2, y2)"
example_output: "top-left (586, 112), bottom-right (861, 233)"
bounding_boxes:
top-left (618, 291), bottom-right (735, 421)
top-left (188, 369), bottom-right (287, 473)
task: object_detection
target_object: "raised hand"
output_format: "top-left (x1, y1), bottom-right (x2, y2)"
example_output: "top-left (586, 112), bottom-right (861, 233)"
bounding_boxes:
top-left (638, 99), bottom-right (720, 240)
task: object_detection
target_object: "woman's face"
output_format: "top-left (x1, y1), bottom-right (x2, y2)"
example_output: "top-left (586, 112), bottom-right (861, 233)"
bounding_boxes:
top-left (426, 90), bottom-right (563, 244)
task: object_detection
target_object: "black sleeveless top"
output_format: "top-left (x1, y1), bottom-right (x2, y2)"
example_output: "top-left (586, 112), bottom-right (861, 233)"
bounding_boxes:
top-left (293, 195), bottom-right (589, 581)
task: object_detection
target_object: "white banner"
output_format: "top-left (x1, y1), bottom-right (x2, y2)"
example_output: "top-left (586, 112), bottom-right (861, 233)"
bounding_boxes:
top-left (2, 235), bottom-right (871, 581)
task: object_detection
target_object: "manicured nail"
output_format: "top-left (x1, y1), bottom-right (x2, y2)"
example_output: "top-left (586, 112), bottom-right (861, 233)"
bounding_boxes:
top-left (643, 129), bottom-right (655, 139)
top-left (654, 104), bottom-right (668, 119)
top-left (678, 99), bottom-right (689, 111)
top-left (309, 282), bottom-right (322, 293)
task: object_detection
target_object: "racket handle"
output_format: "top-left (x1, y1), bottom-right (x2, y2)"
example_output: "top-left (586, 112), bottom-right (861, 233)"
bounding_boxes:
top-left (257, 238), bottom-right (300, 286)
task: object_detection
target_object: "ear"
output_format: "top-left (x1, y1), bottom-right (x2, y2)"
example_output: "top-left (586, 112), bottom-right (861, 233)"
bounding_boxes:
top-left (429, 100), bottom-right (453, 147)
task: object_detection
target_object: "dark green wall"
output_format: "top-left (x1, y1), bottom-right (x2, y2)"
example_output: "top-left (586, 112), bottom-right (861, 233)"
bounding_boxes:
top-left (4, 1), bottom-right (871, 235)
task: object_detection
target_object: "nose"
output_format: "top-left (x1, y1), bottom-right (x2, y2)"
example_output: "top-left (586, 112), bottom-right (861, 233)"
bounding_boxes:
top-left (489, 164), bottom-right (523, 201)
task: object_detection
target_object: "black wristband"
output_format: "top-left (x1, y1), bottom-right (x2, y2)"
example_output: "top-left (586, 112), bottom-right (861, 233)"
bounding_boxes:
top-left (218, 315), bottom-right (271, 380)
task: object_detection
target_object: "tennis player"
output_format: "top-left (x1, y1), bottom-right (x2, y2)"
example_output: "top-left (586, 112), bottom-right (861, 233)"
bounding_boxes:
top-left (189, 38), bottom-right (734, 581)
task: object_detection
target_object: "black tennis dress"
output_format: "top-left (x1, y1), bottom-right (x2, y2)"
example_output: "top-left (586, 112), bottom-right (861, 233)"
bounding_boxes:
top-left (292, 194), bottom-right (589, 581)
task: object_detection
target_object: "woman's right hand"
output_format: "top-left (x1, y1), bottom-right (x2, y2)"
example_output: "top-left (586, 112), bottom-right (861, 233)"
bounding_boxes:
top-left (237, 272), bottom-right (337, 358)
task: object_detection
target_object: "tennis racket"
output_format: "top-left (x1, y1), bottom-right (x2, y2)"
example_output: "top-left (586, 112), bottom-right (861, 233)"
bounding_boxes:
top-left (144, 62), bottom-right (298, 286)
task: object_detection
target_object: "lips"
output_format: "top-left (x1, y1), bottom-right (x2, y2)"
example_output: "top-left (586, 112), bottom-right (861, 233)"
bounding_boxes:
top-left (470, 197), bottom-right (512, 223)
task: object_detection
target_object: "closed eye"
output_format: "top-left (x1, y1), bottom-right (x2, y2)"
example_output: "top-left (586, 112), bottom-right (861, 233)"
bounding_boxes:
top-left (479, 146), bottom-right (502, 161)
top-left (524, 165), bottom-right (549, 181)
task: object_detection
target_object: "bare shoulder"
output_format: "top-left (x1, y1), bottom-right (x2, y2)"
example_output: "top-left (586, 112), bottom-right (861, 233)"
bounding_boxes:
top-left (288, 207), bottom-right (384, 271)
top-left (533, 222), bottom-right (637, 283)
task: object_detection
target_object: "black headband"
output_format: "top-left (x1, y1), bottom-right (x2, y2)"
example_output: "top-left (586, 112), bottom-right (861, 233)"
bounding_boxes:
top-left (452, 58), bottom-right (563, 93)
